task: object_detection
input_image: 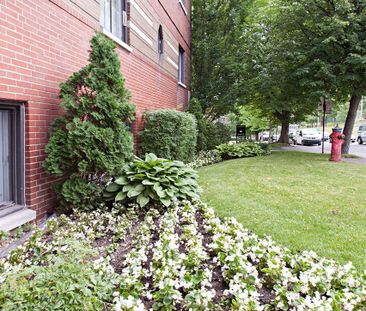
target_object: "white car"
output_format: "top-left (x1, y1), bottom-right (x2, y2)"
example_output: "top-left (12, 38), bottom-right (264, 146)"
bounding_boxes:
top-left (293, 128), bottom-right (322, 146)
top-left (357, 125), bottom-right (366, 144)
top-left (260, 132), bottom-right (270, 142)
top-left (322, 132), bottom-right (330, 141)
top-left (351, 134), bottom-right (356, 143)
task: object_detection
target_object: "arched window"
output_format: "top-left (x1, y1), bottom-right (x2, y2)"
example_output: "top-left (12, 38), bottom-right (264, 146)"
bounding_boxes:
top-left (158, 25), bottom-right (164, 55)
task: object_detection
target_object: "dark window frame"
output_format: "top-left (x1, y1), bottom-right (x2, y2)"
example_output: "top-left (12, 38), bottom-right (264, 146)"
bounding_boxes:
top-left (0, 102), bottom-right (25, 206)
top-left (178, 45), bottom-right (185, 84)
top-left (102, 0), bottom-right (129, 44)
top-left (158, 25), bottom-right (164, 56)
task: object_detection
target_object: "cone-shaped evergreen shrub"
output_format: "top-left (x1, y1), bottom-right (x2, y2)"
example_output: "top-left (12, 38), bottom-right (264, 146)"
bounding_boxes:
top-left (44, 33), bottom-right (135, 211)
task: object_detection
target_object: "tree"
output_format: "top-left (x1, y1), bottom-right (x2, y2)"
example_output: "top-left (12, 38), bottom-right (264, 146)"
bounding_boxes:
top-left (272, 0), bottom-right (366, 153)
top-left (44, 33), bottom-right (135, 211)
top-left (240, 21), bottom-right (319, 144)
top-left (229, 106), bottom-right (270, 140)
top-left (192, 0), bottom-right (253, 118)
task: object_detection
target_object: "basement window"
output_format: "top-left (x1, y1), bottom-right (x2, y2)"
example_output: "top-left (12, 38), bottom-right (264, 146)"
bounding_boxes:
top-left (0, 102), bottom-right (24, 208)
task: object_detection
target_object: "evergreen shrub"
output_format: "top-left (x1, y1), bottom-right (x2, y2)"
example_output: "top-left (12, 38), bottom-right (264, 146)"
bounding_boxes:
top-left (44, 33), bottom-right (135, 211)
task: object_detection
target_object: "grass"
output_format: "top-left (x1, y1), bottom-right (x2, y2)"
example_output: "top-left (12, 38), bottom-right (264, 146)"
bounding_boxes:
top-left (198, 151), bottom-right (366, 269)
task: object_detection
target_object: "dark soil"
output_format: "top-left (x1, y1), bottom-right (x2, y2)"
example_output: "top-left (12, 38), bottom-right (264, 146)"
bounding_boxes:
top-left (196, 211), bottom-right (229, 306)
top-left (258, 285), bottom-right (276, 305)
top-left (141, 217), bottom-right (162, 310)
top-left (110, 222), bottom-right (142, 274)
top-left (108, 207), bottom-right (275, 309)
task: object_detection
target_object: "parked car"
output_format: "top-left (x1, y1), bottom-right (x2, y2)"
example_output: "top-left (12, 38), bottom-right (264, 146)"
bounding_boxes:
top-left (329, 133), bottom-right (356, 143)
top-left (271, 134), bottom-right (279, 143)
top-left (322, 131), bottom-right (330, 142)
top-left (357, 124), bottom-right (366, 144)
top-left (293, 128), bottom-right (322, 146)
top-left (351, 134), bottom-right (356, 143)
top-left (260, 132), bottom-right (270, 142)
top-left (357, 124), bottom-right (366, 145)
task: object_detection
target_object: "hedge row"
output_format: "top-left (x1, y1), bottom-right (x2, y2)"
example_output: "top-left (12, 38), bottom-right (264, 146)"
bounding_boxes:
top-left (139, 109), bottom-right (197, 163)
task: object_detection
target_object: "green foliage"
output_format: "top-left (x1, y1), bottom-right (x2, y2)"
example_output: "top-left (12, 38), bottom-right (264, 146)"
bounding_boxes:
top-left (0, 230), bottom-right (9, 241)
top-left (270, 0), bottom-right (366, 151)
top-left (188, 150), bottom-right (222, 169)
top-left (104, 154), bottom-right (201, 208)
top-left (232, 105), bottom-right (270, 134)
top-left (188, 98), bottom-right (208, 151)
top-left (192, 0), bottom-right (254, 118)
top-left (216, 142), bottom-right (270, 160)
top-left (44, 33), bottom-right (135, 211)
top-left (206, 121), bottom-right (232, 150)
top-left (139, 110), bottom-right (197, 162)
top-left (0, 242), bottom-right (114, 311)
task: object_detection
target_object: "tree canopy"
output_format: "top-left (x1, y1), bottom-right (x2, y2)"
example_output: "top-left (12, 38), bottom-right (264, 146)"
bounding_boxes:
top-left (192, 0), bottom-right (366, 150)
top-left (192, 0), bottom-right (253, 118)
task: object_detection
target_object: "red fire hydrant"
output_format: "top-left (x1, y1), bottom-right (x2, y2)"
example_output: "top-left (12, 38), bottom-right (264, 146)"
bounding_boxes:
top-left (329, 126), bottom-right (345, 162)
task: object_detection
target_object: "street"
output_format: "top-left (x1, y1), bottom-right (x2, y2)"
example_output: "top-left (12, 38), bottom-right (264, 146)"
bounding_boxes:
top-left (281, 142), bottom-right (366, 158)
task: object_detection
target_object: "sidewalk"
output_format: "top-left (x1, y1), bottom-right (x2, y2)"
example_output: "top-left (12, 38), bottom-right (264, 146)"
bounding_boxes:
top-left (276, 143), bottom-right (366, 165)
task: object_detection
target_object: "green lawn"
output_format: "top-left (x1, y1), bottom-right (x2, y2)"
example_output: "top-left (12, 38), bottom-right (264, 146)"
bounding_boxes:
top-left (198, 151), bottom-right (366, 269)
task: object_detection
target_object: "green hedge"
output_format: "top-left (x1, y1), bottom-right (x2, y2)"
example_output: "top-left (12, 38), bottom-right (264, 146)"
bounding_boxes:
top-left (187, 98), bottom-right (208, 151)
top-left (206, 121), bottom-right (232, 150)
top-left (216, 142), bottom-right (271, 160)
top-left (139, 109), bottom-right (197, 163)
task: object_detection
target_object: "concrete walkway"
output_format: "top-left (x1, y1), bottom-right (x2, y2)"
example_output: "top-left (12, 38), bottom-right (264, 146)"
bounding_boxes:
top-left (277, 142), bottom-right (366, 165)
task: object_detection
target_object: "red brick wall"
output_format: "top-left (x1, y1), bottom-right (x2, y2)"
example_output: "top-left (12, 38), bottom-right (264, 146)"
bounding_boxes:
top-left (0, 0), bottom-right (191, 220)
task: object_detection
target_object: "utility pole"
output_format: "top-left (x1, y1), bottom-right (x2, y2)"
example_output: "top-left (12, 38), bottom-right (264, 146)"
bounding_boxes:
top-left (360, 97), bottom-right (364, 120)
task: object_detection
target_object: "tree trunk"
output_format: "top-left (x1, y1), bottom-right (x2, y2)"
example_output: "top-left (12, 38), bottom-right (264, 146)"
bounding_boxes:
top-left (342, 95), bottom-right (362, 154)
top-left (277, 112), bottom-right (290, 144)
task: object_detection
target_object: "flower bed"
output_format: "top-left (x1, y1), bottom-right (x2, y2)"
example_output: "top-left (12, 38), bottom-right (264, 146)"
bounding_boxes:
top-left (1, 200), bottom-right (365, 310)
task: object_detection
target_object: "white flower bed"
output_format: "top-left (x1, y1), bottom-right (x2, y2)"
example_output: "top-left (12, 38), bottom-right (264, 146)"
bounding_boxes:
top-left (1, 200), bottom-right (365, 310)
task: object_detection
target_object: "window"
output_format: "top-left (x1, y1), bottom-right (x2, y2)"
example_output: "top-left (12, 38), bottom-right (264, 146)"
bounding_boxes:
top-left (0, 103), bottom-right (24, 208)
top-left (178, 46), bottom-right (185, 84)
top-left (101, 0), bottom-right (128, 43)
top-left (158, 25), bottom-right (164, 55)
top-left (179, 0), bottom-right (188, 15)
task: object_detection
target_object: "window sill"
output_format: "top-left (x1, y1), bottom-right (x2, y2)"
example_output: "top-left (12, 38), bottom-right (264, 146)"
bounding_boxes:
top-left (178, 81), bottom-right (187, 89)
top-left (101, 27), bottom-right (133, 53)
top-left (178, 0), bottom-right (188, 15)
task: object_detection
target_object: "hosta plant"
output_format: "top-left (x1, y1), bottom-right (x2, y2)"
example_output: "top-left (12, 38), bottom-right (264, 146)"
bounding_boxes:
top-left (104, 154), bottom-right (201, 207)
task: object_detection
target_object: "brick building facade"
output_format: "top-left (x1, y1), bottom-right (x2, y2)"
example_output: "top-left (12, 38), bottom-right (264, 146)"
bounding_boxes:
top-left (0, 0), bottom-right (192, 228)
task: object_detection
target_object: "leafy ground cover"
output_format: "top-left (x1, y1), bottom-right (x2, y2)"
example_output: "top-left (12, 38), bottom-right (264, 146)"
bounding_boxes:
top-left (198, 151), bottom-right (366, 269)
top-left (1, 200), bottom-right (366, 310)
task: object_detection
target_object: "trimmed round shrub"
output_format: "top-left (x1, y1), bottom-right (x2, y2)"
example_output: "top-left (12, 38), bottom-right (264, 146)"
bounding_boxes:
top-left (139, 109), bottom-right (197, 163)
top-left (104, 153), bottom-right (201, 208)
